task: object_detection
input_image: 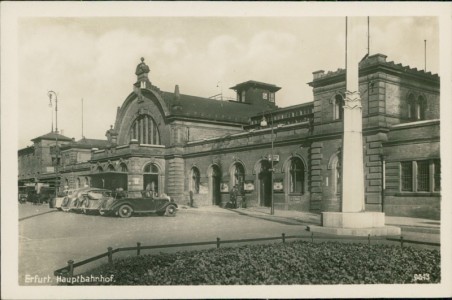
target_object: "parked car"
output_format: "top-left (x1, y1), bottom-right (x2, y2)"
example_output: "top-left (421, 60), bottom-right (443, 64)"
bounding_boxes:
top-left (50, 189), bottom-right (74, 210)
top-left (99, 191), bottom-right (177, 218)
top-left (79, 189), bottom-right (113, 214)
top-left (61, 187), bottom-right (92, 212)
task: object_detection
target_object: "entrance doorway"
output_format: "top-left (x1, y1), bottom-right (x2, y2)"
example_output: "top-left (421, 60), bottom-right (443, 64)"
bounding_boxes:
top-left (143, 163), bottom-right (160, 195)
top-left (210, 165), bottom-right (221, 205)
top-left (258, 160), bottom-right (272, 207)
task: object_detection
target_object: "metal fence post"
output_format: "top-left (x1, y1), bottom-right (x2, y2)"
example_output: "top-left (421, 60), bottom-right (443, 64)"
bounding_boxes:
top-left (216, 237), bottom-right (221, 248)
top-left (137, 242), bottom-right (141, 256)
top-left (108, 247), bottom-right (113, 263)
top-left (311, 232), bottom-right (314, 243)
top-left (282, 233), bottom-right (286, 243)
top-left (400, 236), bottom-right (404, 248)
top-left (67, 260), bottom-right (74, 277)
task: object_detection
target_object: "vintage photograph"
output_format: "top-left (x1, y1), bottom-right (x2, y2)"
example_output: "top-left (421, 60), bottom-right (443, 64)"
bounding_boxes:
top-left (2, 2), bottom-right (451, 299)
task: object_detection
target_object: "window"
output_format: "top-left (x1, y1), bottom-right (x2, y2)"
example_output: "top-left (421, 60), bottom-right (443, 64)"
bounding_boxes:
top-left (289, 158), bottom-right (304, 194)
top-left (269, 93), bottom-right (275, 103)
top-left (433, 160), bottom-right (441, 191)
top-left (263, 92), bottom-right (268, 100)
top-left (144, 163), bottom-right (159, 174)
top-left (416, 161), bottom-right (429, 192)
top-left (241, 91), bottom-right (246, 102)
top-left (120, 163), bottom-right (128, 172)
top-left (129, 115), bottom-right (160, 145)
top-left (334, 94), bottom-right (344, 120)
top-left (407, 94), bottom-right (426, 121)
top-left (190, 167), bottom-right (200, 194)
top-left (107, 164), bottom-right (115, 172)
top-left (401, 161), bottom-right (413, 191)
top-left (400, 160), bottom-right (440, 193)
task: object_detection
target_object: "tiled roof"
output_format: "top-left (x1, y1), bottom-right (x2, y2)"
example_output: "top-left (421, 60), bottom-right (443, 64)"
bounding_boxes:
top-left (60, 138), bottom-right (110, 150)
top-left (31, 131), bottom-right (73, 142)
top-left (161, 91), bottom-right (266, 124)
top-left (230, 80), bottom-right (281, 92)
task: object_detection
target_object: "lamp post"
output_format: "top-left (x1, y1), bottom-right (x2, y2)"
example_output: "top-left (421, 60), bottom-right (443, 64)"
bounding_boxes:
top-left (260, 114), bottom-right (274, 215)
top-left (48, 91), bottom-right (59, 197)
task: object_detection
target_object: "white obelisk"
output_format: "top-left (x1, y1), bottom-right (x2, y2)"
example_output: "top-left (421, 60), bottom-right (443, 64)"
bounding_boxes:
top-left (342, 17), bottom-right (365, 213)
top-left (310, 17), bottom-right (400, 236)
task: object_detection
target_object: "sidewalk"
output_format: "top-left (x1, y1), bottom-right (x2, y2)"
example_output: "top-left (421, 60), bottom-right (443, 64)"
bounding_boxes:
top-left (180, 205), bottom-right (440, 244)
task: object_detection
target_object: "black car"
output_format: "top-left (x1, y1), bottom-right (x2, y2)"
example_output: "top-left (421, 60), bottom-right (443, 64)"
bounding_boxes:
top-left (99, 191), bottom-right (177, 218)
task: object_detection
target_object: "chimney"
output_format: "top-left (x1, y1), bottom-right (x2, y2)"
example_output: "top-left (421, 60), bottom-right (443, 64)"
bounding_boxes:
top-left (312, 70), bottom-right (325, 80)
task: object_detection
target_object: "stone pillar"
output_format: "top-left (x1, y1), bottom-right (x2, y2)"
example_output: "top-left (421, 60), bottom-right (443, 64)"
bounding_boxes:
top-left (309, 17), bottom-right (399, 236)
top-left (342, 17), bottom-right (365, 213)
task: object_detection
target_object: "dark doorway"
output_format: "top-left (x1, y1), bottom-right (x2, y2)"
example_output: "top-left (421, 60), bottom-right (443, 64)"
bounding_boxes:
top-left (143, 174), bottom-right (159, 194)
top-left (259, 160), bottom-right (272, 207)
top-left (211, 165), bottom-right (221, 205)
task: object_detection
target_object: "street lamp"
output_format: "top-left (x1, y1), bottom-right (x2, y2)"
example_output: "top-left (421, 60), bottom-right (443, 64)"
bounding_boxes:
top-left (260, 114), bottom-right (275, 215)
top-left (48, 91), bottom-right (59, 197)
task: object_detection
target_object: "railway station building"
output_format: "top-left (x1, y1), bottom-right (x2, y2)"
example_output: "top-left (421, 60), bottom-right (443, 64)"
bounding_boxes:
top-left (18, 54), bottom-right (440, 219)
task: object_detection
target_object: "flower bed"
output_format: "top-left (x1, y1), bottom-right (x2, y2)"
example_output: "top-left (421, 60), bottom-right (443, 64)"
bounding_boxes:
top-left (75, 241), bottom-right (440, 285)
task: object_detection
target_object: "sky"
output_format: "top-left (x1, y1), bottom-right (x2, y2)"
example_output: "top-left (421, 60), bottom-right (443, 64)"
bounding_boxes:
top-left (17, 15), bottom-right (439, 148)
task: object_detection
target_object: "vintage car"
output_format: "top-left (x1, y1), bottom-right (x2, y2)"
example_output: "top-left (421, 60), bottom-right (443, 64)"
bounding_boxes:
top-left (50, 189), bottom-right (74, 210)
top-left (61, 187), bottom-right (105, 212)
top-left (79, 189), bottom-right (113, 214)
top-left (99, 192), bottom-right (177, 218)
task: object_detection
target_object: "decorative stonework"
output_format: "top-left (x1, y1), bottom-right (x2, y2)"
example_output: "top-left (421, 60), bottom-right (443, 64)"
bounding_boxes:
top-left (344, 91), bottom-right (362, 109)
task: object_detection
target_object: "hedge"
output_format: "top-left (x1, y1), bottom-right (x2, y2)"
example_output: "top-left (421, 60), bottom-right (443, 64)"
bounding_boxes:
top-left (73, 241), bottom-right (440, 285)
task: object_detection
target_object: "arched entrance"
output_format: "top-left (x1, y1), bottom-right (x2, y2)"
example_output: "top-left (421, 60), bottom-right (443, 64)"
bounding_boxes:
top-left (258, 160), bottom-right (272, 207)
top-left (143, 163), bottom-right (160, 194)
top-left (209, 165), bottom-right (221, 205)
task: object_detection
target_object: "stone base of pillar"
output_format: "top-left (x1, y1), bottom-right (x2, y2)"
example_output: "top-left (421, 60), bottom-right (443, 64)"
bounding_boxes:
top-left (309, 212), bottom-right (401, 236)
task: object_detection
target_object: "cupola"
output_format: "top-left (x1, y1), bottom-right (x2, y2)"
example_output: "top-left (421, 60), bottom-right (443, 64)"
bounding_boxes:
top-left (134, 57), bottom-right (151, 89)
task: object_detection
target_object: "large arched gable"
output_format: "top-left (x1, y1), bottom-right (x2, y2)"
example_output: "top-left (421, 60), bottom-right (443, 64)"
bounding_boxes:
top-left (115, 89), bottom-right (171, 145)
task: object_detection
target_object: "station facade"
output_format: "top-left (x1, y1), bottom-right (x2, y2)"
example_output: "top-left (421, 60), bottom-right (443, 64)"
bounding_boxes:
top-left (18, 54), bottom-right (440, 219)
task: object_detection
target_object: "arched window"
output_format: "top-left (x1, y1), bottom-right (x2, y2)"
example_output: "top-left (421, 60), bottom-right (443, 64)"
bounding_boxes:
top-left (65, 178), bottom-right (69, 188)
top-left (231, 163), bottom-right (245, 192)
top-left (417, 96), bottom-right (426, 120)
top-left (289, 158), bottom-right (304, 194)
top-left (76, 178), bottom-right (81, 189)
top-left (97, 166), bottom-right (103, 172)
top-left (407, 94), bottom-right (416, 120)
top-left (190, 167), bottom-right (200, 194)
top-left (120, 163), bottom-right (128, 172)
top-left (107, 164), bottom-right (115, 172)
top-left (407, 94), bottom-right (426, 121)
top-left (144, 163), bottom-right (159, 174)
top-left (130, 115), bottom-right (160, 145)
top-left (84, 176), bottom-right (90, 187)
top-left (334, 94), bottom-right (344, 120)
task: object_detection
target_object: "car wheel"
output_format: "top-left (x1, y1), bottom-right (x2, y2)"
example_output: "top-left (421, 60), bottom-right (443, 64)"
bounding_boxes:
top-left (118, 205), bottom-right (133, 218)
top-left (164, 205), bottom-right (177, 217)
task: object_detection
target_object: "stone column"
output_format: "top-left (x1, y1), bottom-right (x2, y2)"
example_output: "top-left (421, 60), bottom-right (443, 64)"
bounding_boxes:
top-left (309, 17), bottom-right (400, 236)
top-left (342, 17), bottom-right (365, 212)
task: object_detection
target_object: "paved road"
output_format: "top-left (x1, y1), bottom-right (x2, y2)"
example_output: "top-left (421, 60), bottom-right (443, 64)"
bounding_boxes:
top-left (18, 203), bottom-right (440, 286)
top-left (19, 205), bottom-right (308, 285)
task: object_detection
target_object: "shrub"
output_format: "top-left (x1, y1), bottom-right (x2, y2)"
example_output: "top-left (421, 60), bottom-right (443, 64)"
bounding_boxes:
top-left (72, 241), bottom-right (440, 285)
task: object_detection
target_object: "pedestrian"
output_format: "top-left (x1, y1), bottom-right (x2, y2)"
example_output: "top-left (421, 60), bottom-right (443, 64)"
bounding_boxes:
top-left (230, 185), bottom-right (238, 208)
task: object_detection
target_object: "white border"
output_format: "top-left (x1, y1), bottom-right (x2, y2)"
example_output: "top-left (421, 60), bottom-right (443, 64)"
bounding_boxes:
top-left (2, 2), bottom-right (451, 299)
